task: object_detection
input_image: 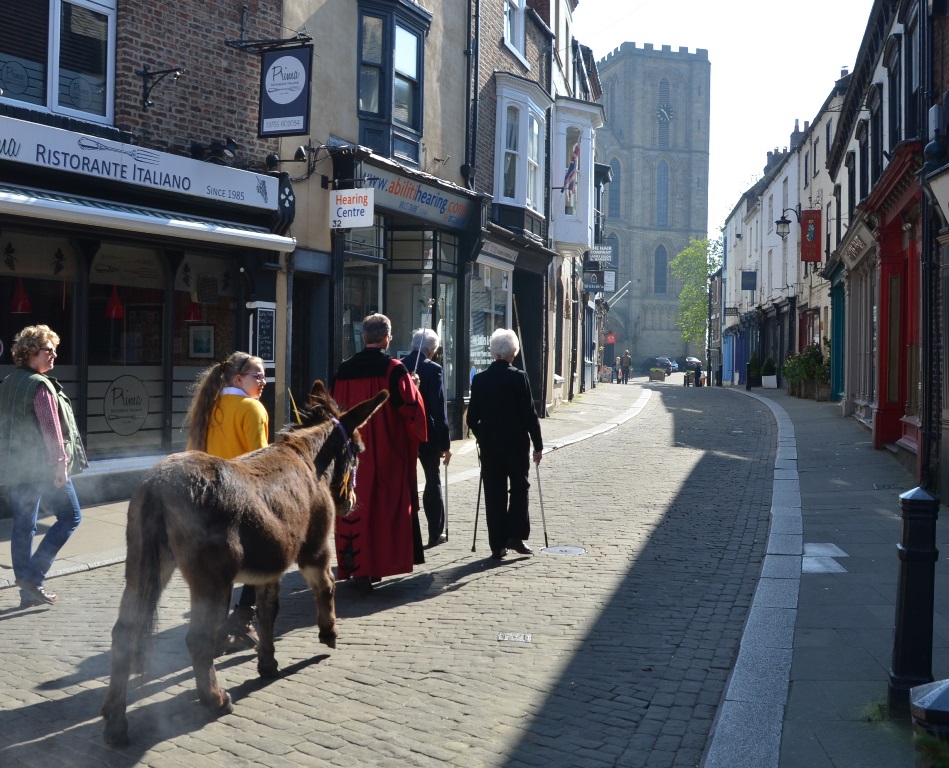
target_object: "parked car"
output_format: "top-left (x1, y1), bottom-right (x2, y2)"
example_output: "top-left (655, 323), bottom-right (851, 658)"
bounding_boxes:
top-left (683, 356), bottom-right (703, 371)
top-left (643, 356), bottom-right (674, 374)
top-left (663, 357), bottom-right (679, 372)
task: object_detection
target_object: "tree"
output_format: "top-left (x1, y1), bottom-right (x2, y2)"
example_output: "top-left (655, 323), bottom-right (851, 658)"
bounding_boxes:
top-left (670, 236), bottom-right (722, 344)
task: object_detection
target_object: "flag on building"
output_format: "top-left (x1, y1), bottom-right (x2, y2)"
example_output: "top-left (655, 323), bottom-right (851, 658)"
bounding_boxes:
top-left (563, 140), bottom-right (580, 208)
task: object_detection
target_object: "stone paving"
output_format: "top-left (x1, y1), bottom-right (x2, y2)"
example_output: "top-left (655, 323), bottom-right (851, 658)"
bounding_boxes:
top-left (0, 381), bottom-right (775, 767)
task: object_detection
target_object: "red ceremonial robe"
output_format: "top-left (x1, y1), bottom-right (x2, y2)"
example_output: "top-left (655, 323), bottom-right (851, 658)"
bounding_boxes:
top-left (332, 348), bottom-right (427, 580)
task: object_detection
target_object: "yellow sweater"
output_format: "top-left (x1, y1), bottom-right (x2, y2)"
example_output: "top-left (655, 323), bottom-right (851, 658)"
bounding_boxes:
top-left (205, 395), bottom-right (269, 459)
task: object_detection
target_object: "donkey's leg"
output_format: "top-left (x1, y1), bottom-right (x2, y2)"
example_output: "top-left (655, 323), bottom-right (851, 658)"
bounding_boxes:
top-left (300, 546), bottom-right (337, 649)
top-left (184, 581), bottom-right (234, 714)
top-left (255, 581), bottom-right (281, 678)
top-left (101, 583), bottom-right (140, 747)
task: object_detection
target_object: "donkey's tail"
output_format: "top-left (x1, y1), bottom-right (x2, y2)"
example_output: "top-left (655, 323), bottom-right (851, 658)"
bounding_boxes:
top-left (116, 477), bottom-right (171, 672)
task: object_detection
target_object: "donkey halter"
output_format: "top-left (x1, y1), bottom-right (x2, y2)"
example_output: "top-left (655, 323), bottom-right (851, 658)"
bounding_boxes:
top-left (330, 417), bottom-right (357, 504)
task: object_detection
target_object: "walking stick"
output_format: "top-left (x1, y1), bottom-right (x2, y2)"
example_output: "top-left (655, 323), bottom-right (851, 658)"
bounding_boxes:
top-left (535, 462), bottom-right (549, 549)
top-left (444, 461), bottom-right (449, 541)
top-left (471, 448), bottom-right (482, 552)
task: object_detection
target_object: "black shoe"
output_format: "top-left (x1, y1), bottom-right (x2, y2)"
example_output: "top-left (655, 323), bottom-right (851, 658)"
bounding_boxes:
top-left (507, 539), bottom-right (533, 555)
top-left (491, 548), bottom-right (508, 560)
top-left (16, 579), bottom-right (56, 606)
top-left (427, 533), bottom-right (448, 549)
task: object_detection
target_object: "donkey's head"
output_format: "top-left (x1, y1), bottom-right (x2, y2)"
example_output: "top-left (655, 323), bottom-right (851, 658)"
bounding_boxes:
top-left (308, 380), bottom-right (388, 517)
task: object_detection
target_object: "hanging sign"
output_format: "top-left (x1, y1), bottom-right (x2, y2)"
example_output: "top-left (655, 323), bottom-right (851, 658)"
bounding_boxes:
top-left (330, 188), bottom-right (374, 229)
top-left (801, 209), bottom-right (822, 262)
top-left (741, 271), bottom-right (757, 291)
top-left (583, 271), bottom-right (604, 292)
top-left (259, 45), bottom-right (313, 137)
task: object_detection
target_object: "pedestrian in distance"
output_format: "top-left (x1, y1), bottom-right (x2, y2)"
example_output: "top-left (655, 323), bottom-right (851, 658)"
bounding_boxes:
top-left (402, 328), bottom-right (452, 549)
top-left (466, 328), bottom-right (543, 560)
top-left (615, 356), bottom-right (622, 384)
top-left (0, 325), bottom-right (87, 609)
top-left (332, 314), bottom-right (428, 589)
top-left (621, 350), bottom-right (632, 384)
top-left (185, 351), bottom-right (269, 653)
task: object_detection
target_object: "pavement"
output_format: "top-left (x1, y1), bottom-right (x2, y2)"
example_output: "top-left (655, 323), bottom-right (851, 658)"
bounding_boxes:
top-left (0, 374), bottom-right (945, 767)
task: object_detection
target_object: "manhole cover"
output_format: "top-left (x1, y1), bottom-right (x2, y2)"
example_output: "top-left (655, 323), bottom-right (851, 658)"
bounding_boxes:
top-left (541, 545), bottom-right (585, 555)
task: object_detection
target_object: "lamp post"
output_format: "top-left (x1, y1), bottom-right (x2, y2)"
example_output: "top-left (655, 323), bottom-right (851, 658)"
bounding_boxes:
top-left (891, 136), bottom-right (946, 718)
top-left (775, 204), bottom-right (802, 240)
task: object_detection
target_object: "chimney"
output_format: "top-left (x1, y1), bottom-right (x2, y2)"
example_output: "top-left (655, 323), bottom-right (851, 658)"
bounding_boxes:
top-left (790, 119), bottom-right (804, 150)
top-left (841, 66), bottom-right (849, 78)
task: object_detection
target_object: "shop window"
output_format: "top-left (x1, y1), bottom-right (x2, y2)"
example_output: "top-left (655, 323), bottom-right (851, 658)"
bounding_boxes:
top-left (343, 219), bottom-right (386, 362)
top-left (468, 261), bottom-right (511, 394)
top-left (0, 0), bottom-right (115, 123)
top-left (386, 230), bottom-right (458, 397)
top-left (357, 0), bottom-right (430, 167)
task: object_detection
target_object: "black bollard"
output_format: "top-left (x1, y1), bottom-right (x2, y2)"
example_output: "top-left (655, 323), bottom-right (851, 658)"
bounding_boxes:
top-left (888, 485), bottom-right (940, 718)
top-left (745, 362), bottom-right (751, 391)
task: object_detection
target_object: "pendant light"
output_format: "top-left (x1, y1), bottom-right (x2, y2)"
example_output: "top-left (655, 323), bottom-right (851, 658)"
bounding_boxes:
top-left (10, 277), bottom-right (32, 314)
top-left (105, 285), bottom-right (125, 320)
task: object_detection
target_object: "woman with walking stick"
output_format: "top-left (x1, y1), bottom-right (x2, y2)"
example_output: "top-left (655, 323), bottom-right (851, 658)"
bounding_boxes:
top-left (466, 328), bottom-right (543, 560)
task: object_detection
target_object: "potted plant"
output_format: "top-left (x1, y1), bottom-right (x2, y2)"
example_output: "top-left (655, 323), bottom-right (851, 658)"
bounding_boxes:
top-left (799, 343), bottom-right (825, 399)
top-left (761, 357), bottom-right (778, 389)
top-left (747, 351), bottom-right (762, 388)
top-left (649, 367), bottom-right (666, 382)
top-left (782, 354), bottom-right (804, 396)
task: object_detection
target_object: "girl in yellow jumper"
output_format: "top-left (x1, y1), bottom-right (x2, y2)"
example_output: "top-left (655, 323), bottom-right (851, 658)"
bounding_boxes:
top-left (185, 351), bottom-right (268, 652)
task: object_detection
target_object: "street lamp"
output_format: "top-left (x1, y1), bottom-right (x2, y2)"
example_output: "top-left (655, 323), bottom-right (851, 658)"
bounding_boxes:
top-left (775, 204), bottom-right (802, 240)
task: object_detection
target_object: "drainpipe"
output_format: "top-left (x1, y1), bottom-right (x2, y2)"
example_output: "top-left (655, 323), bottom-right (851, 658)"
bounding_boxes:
top-left (462, 0), bottom-right (481, 189)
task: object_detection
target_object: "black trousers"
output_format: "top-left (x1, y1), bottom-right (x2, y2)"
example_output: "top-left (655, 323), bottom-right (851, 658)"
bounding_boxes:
top-left (418, 444), bottom-right (445, 540)
top-left (479, 445), bottom-right (531, 553)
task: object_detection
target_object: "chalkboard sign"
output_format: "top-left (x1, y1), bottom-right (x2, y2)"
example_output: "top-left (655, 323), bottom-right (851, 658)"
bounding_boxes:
top-left (256, 308), bottom-right (276, 363)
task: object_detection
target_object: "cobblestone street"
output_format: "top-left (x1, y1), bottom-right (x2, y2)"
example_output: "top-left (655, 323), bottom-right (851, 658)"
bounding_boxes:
top-left (0, 384), bottom-right (775, 767)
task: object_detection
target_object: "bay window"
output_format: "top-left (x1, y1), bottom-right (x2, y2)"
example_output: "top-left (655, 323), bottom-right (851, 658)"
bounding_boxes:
top-left (357, 0), bottom-right (430, 166)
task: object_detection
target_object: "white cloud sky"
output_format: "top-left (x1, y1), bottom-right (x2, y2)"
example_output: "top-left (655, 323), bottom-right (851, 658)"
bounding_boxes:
top-left (572, 0), bottom-right (873, 239)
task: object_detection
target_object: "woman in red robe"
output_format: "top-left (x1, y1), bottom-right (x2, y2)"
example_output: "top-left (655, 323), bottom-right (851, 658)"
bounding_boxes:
top-left (331, 314), bottom-right (427, 586)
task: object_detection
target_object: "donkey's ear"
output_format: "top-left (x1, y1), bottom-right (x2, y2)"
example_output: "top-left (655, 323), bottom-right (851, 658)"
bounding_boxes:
top-left (340, 390), bottom-right (388, 433)
top-left (309, 380), bottom-right (330, 406)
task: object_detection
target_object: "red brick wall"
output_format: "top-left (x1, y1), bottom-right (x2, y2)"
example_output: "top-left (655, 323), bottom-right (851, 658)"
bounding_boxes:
top-left (472, 4), bottom-right (552, 200)
top-left (114, 0), bottom-right (281, 169)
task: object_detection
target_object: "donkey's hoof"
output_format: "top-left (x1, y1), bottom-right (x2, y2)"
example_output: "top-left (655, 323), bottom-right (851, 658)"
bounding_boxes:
top-left (214, 691), bottom-right (234, 716)
top-left (103, 716), bottom-right (129, 748)
top-left (318, 630), bottom-right (337, 649)
top-left (258, 658), bottom-right (280, 679)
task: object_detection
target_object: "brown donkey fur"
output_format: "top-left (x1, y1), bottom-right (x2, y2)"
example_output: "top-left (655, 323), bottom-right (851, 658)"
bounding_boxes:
top-left (101, 381), bottom-right (387, 746)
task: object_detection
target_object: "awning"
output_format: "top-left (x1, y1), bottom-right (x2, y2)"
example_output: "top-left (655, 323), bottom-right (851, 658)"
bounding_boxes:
top-left (0, 183), bottom-right (296, 253)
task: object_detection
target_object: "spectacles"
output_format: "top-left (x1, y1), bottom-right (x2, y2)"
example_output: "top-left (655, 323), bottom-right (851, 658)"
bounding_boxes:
top-left (244, 373), bottom-right (266, 382)
top-left (40, 347), bottom-right (57, 356)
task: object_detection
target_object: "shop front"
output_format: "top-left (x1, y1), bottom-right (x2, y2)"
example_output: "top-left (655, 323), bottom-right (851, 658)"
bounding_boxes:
top-left (0, 115), bottom-right (295, 505)
top-left (330, 155), bottom-right (482, 437)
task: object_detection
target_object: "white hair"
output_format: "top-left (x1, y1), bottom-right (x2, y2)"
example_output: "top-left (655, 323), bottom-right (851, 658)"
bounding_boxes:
top-left (489, 328), bottom-right (519, 359)
top-left (411, 328), bottom-right (440, 356)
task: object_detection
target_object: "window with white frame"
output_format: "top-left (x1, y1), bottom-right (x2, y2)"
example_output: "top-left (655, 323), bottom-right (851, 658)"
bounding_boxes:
top-left (0, 0), bottom-right (115, 124)
top-left (495, 79), bottom-right (549, 212)
top-left (504, 0), bottom-right (525, 56)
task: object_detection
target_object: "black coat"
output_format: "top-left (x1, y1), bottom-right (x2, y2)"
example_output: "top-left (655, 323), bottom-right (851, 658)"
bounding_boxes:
top-left (402, 350), bottom-right (450, 452)
top-left (466, 359), bottom-right (542, 454)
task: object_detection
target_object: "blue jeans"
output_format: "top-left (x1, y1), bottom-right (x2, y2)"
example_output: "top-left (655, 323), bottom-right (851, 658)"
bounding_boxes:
top-left (9, 478), bottom-right (82, 587)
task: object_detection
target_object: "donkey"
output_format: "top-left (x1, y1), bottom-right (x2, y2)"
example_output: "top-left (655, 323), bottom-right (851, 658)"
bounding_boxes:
top-left (101, 381), bottom-right (387, 747)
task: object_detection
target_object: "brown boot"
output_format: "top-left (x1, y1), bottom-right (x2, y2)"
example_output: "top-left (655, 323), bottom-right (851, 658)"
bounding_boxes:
top-left (217, 604), bottom-right (259, 655)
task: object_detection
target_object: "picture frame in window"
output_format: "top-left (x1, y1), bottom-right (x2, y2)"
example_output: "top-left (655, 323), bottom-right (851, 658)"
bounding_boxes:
top-left (189, 325), bottom-right (214, 359)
